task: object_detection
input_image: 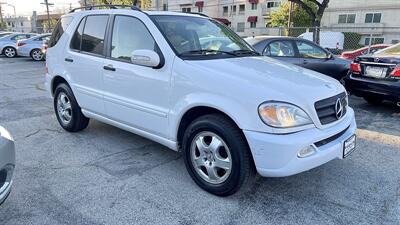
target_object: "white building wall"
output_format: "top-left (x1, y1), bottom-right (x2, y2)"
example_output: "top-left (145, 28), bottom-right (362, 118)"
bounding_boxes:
top-left (321, 0), bottom-right (400, 44)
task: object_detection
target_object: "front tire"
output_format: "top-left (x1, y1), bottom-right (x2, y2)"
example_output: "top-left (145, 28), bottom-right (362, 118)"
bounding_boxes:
top-left (3, 47), bottom-right (16, 58)
top-left (182, 114), bottom-right (254, 196)
top-left (54, 83), bottom-right (89, 132)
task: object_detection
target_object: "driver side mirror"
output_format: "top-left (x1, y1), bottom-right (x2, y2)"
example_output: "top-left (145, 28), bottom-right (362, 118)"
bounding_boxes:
top-left (263, 46), bottom-right (271, 56)
top-left (327, 53), bottom-right (334, 60)
top-left (131, 50), bottom-right (161, 68)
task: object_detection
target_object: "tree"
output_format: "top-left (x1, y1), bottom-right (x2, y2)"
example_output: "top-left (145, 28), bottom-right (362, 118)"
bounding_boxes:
top-left (270, 2), bottom-right (313, 28)
top-left (43, 18), bottom-right (58, 33)
top-left (288, 0), bottom-right (330, 44)
top-left (0, 22), bottom-right (7, 31)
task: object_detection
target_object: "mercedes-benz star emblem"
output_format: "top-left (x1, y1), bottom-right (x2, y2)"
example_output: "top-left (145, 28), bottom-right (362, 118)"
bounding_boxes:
top-left (335, 98), bottom-right (344, 119)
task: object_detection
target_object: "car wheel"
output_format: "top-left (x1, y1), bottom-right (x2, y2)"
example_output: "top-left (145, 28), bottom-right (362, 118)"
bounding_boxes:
top-left (364, 96), bottom-right (383, 105)
top-left (30, 49), bottom-right (44, 61)
top-left (54, 83), bottom-right (89, 132)
top-left (3, 47), bottom-right (16, 58)
top-left (182, 114), bottom-right (255, 196)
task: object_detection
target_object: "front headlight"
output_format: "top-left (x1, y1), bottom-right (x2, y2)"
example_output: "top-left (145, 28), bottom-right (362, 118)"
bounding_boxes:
top-left (258, 102), bottom-right (313, 128)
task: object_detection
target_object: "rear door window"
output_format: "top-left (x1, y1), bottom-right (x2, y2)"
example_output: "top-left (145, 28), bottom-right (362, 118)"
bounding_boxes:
top-left (70, 17), bottom-right (86, 51)
top-left (80, 15), bottom-right (109, 55)
top-left (48, 16), bottom-right (73, 47)
top-left (265, 40), bottom-right (295, 57)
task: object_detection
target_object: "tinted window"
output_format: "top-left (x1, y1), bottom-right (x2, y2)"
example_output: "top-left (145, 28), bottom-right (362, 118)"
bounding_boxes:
top-left (265, 40), bottom-right (295, 57)
top-left (70, 17), bottom-right (86, 51)
top-left (49, 16), bottom-right (73, 47)
top-left (81, 15), bottom-right (108, 55)
top-left (111, 16), bottom-right (155, 62)
top-left (296, 41), bottom-right (327, 58)
top-left (11, 34), bottom-right (28, 41)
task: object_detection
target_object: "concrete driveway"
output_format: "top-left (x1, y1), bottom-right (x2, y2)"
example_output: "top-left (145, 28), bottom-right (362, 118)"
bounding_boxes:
top-left (0, 56), bottom-right (399, 225)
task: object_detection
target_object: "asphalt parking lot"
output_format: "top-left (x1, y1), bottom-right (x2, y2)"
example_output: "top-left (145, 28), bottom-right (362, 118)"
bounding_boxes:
top-left (0, 56), bottom-right (399, 225)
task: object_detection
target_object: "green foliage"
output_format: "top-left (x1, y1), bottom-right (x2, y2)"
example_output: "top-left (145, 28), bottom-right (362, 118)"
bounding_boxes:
top-left (343, 32), bottom-right (364, 50)
top-left (43, 18), bottom-right (59, 32)
top-left (270, 2), bottom-right (314, 28)
top-left (0, 22), bottom-right (7, 31)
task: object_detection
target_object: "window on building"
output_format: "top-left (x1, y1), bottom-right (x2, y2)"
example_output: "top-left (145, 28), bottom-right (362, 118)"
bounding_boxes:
top-left (232, 5), bottom-right (236, 15)
top-left (251, 3), bottom-right (257, 10)
top-left (198, 6), bottom-right (203, 12)
top-left (237, 22), bottom-right (245, 32)
top-left (338, 14), bottom-right (356, 24)
top-left (163, 4), bottom-right (167, 11)
top-left (250, 22), bottom-right (256, 28)
top-left (182, 7), bottom-right (191, 13)
top-left (364, 37), bottom-right (384, 45)
top-left (266, 1), bottom-right (280, 8)
top-left (223, 6), bottom-right (229, 16)
top-left (20, 22), bottom-right (23, 26)
top-left (365, 13), bottom-right (381, 23)
top-left (239, 4), bottom-right (245, 14)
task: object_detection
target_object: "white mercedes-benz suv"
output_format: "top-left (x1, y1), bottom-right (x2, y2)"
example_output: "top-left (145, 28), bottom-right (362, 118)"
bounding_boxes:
top-left (45, 5), bottom-right (357, 196)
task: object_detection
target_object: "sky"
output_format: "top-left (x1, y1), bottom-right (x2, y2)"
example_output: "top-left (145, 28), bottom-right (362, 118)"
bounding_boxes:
top-left (1, 0), bottom-right (81, 17)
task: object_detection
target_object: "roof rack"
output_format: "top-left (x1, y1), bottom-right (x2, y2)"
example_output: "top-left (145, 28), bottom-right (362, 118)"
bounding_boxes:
top-left (69, 4), bottom-right (141, 13)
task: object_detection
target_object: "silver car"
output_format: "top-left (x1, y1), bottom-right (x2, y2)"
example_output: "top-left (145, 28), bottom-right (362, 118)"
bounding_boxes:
top-left (0, 126), bottom-right (15, 205)
top-left (0, 32), bottom-right (13, 38)
top-left (17, 33), bottom-right (51, 61)
top-left (0, 33), bottom-right (37, 58)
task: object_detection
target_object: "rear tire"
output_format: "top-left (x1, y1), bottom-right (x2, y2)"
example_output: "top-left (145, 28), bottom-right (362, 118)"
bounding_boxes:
top-left (54, 83), bottom-right (89, 132)
top-left (30, 49), bottom-right (44, 61)
top-left (364, 96), bottom-right (383, 105)
top-left (182, 114), bottom-right (255, 196)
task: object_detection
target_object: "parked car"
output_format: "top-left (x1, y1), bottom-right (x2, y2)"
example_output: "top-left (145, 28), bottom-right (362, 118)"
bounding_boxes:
top-left (245, 36), bottom-right (351, 82)
top-left (0, 126), bottom-right (15, 205)
top-left (17, 33), bottom-right (51, 61)
top-left (345, 43), bottom-right (400, 105)
top-left (0, 33), bottom-right (37, 58)
top-left (341, 44), bottom-right (391, 60)
top-left (0, 32), bottom-right (13, 38)
top-left (46, 7), bottom-right (356, 196)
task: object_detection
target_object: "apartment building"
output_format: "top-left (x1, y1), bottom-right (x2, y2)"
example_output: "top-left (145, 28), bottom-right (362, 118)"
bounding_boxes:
top-left (3, 16), bottom-right (32, 33)
top-left (321, 0), bottom-right (400, 45)
top-left (151, 0), bottom-right (285, 36)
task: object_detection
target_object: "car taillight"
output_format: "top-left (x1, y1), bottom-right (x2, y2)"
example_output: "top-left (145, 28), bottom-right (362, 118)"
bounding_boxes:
top-left (17, 42), bottom-right (26, 47)
top-left (390, 67), bottom-right (400, 77)
top-left (350, 62), bottom-right (361, 73)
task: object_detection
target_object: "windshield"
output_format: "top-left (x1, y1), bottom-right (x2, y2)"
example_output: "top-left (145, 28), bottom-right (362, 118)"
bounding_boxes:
top-left (374, 43), bottom-right (400, 56)
top-left (151, 15), bottom-right (257, 58)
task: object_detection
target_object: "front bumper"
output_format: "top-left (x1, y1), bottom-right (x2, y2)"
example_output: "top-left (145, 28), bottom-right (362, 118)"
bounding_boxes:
top-left (345, 74), bottom-right (400, 101)
top-left (244, 107), bottom-right (356, 177)
top-left (0, 126), bottom-right (16, 205)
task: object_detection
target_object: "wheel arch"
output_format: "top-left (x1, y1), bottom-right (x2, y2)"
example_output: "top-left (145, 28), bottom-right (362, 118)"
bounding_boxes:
top-left (51, 75), bottom-right (70, 96)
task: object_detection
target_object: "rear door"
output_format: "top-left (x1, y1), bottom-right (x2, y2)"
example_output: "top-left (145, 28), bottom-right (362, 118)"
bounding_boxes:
top-left (293, 40), bottom-right (339, 76)
top-left (63, 14), bottom-right (109, 114)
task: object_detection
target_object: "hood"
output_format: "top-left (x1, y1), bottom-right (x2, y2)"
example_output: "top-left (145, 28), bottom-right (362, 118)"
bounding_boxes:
top-left (185, 56), bottom-right (346, 116)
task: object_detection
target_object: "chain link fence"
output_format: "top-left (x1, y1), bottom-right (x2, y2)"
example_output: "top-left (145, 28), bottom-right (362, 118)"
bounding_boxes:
top-left (249, 26), bottom-right (400, 55)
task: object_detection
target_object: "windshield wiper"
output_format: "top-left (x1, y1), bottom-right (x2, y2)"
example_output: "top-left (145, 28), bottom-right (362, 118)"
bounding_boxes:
top-left (231, 49), bottom-right (260, 56)
top-left (179, 49), bottom-right (237, 57)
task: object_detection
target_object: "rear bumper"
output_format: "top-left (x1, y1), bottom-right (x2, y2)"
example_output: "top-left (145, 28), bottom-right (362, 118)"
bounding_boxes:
top-left (244, 108), bottom-right (356, 177)
top-left (345, 74), bottom-right (400, 101)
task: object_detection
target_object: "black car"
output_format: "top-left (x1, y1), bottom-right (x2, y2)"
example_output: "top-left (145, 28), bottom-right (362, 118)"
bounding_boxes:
top-left (245, 36), bottom-right (351, 82)
top-left (345, 43), bottom-right (400, 105)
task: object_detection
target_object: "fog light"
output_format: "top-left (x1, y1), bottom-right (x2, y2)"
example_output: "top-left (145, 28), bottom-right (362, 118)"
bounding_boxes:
top-left (298, 145), bottom-right (317, 158)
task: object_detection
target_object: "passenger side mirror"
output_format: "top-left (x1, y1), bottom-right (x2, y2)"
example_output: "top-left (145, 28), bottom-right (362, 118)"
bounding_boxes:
top-left (263, 46), bottom-right (271, 56)
top-left (326, 53), bottom-right (334, 60)
top-left (131, 50), bottom-right (161, 68)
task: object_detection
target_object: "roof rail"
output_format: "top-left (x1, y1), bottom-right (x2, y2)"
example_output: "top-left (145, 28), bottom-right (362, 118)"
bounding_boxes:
top-left (69, 4), bottom-right (141, 13)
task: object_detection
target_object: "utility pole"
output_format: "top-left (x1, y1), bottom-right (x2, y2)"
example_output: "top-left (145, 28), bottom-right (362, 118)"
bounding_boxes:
top-left (287, 1), bottom-right (294, 36)
top-left (40, 0), bottom-right (54, 32)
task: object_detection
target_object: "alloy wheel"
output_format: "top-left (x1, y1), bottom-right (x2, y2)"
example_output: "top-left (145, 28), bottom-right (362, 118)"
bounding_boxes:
top-left (56, 92), bottom-right (72, 124)
top-left (32, 50), bottom-right (43, 61)
top-left (190, 131), bottom-right (232, 184)
top-left (4, 48), bottom-right (16, 58)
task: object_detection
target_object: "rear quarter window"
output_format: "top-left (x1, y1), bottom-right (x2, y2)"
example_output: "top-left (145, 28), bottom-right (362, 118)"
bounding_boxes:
top-left (48, 16), bottom-right (73, 48)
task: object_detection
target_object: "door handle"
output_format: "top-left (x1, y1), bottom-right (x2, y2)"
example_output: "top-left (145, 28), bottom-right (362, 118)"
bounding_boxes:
top-left (103, 65), bottom-right (116, 71)
top-left (65, 58), bottom-right (73, 62)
